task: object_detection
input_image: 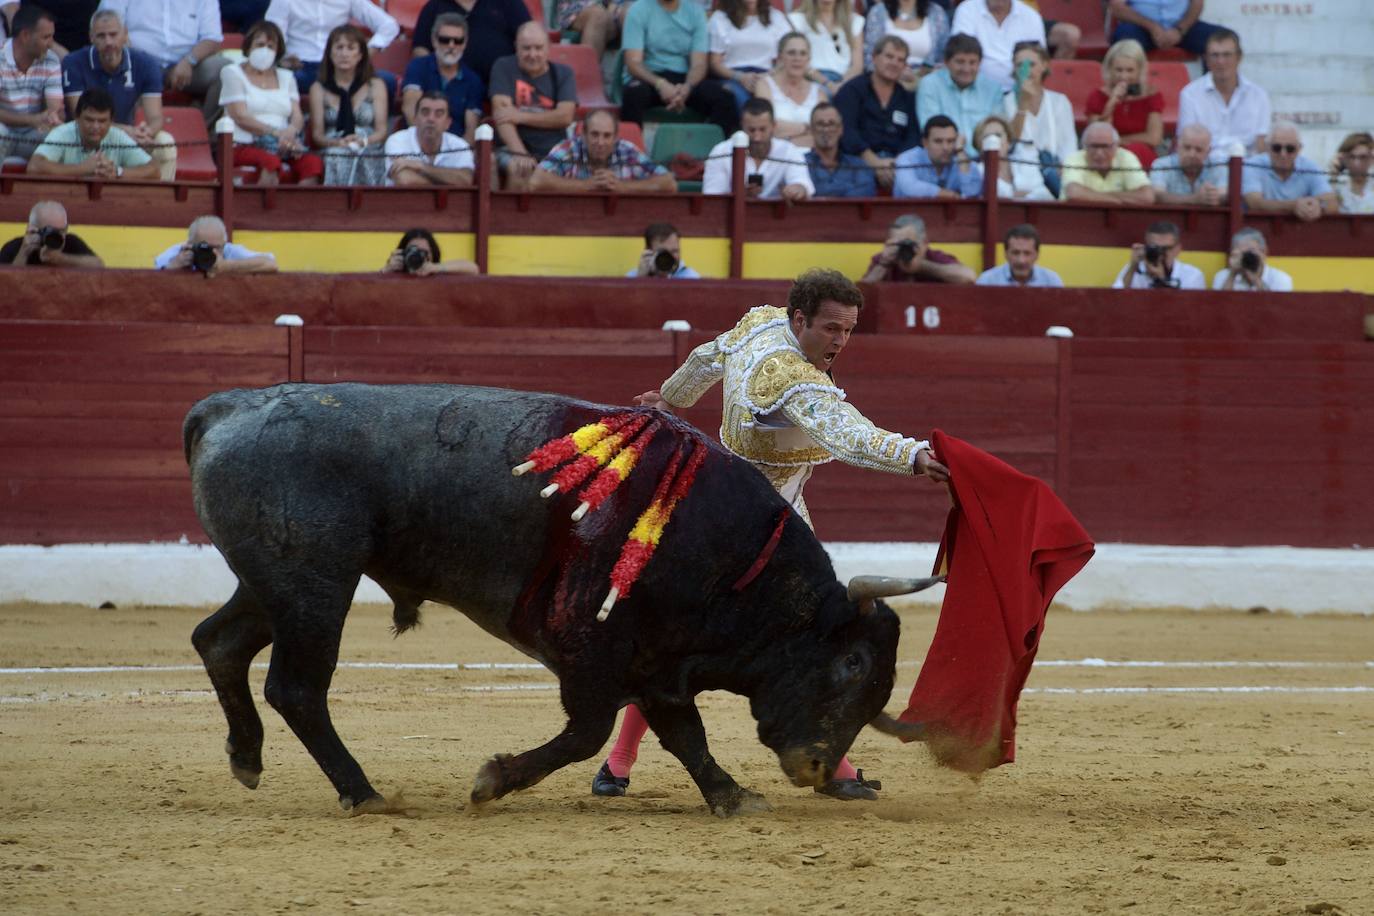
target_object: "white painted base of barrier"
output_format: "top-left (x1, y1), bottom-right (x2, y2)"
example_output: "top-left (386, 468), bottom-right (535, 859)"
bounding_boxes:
top-left (1, 542), bottom-right (1370, 615)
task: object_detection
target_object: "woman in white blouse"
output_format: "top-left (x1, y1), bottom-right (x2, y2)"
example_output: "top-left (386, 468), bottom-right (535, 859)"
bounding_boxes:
top-left (754, 32), bottom-right (824, 148)
top-left (1001, 40), bottom-right (1076, 194)
top-left (221, 20), bottom-right (323, 186)
top-left (784, 0), bottom-right (862, 94)
top-left (709, 0), bottom-right (792, 112)
top-left (974, 115), bottom-right (1054, 201)
top-left (862, 0), bottom-right (950, 87)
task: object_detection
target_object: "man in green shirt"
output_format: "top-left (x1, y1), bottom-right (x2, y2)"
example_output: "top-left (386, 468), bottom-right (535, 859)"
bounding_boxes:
top-left (619, 0), bottom-right (737, 136)
top-left (28, 87), bottom-right (159, 180)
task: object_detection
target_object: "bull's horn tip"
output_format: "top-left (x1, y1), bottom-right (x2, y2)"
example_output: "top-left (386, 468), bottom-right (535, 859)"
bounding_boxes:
top-left (571, 501), bottom-right (591, 521)
top-left (596, 587), bottom-right (619, 622)
top-left (512, 460), bottom-right (536, 476)
top-left (540, 483), bottom-right (560, 498)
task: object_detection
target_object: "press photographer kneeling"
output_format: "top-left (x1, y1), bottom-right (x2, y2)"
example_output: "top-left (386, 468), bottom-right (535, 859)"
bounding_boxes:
top-left (154, 216), bottom-right (278, 275)
top-left (381, 228), bottom-right (479, 277)
top-left (627, 223), bottom-right (700, 279)
top-left (1111, 221), bottom-right (1205, 290)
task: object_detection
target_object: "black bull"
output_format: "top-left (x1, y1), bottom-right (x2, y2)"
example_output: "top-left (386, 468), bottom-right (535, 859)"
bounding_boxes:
top-left (184, 383), bottom-right (935, 817)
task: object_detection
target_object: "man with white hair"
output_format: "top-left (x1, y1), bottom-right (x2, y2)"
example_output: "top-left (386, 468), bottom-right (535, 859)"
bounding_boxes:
top-left (1060, 121), bottom-right (1155, 204)
top-left (153, 215), bottom-right (278, 275)
top-left (1213, 228), bottom-right (1292, 292)
top-left (1150, 123), bottom-right (1227, 206)
top-left (0, 200), bottom-right (103, 268)
top-left (1241, 122), bottom-right (1337, 223)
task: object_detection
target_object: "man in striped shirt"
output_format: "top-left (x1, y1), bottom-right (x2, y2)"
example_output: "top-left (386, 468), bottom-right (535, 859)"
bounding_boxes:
top-left (0, 5), bottom-right (64, 163)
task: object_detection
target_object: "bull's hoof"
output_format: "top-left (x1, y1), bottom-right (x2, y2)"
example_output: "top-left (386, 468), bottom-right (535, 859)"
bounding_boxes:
top-left (342, 793), bottom-right (391, 816)
top-left (225, 740), bottom-right (262, 789)
top-left (470, 754), bottom-right (513, 806)
top-left (709, 787), bottom-right (770, 819)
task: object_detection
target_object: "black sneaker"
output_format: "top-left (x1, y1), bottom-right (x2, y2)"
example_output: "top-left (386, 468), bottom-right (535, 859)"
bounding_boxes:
top-left (814, 769), bottom-right (881, 801)
top-left (591, 762), bottom-right (629, 797)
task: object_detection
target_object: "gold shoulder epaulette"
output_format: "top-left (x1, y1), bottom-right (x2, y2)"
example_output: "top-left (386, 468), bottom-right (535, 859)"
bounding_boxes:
top-left (719, 305), bottom-right (788, 354)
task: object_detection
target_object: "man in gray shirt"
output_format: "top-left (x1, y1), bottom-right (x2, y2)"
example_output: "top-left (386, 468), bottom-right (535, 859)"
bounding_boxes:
top-left (976, 224), bottom-right (1064, 287)
top-left (489, 21), bottom-right (576, 191)
top-left (1150, 123), bottom-right (1228, 206)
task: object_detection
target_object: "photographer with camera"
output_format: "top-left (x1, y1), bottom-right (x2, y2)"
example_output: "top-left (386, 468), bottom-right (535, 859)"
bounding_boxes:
top-left (0, 201), bottom-right (103, 269)
top-left (628, 223), bottom-right (700, 279)
top-left (1111, 220), bottom-right (1205, 290)
top-left (154, 215), bottom-right (278, 275)
top-left (381, 228), bottom-right (479, 277)
top-left (1213, 228), bottom-right (1292, 293)
top-left (861, 214), bottom-right (976, 285)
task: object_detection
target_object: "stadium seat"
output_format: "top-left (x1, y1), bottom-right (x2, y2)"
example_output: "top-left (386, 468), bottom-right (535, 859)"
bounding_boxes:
top-left (1046, 59), bottom-right (1101, 132)
top-left (522, 0), bottom-right (544, 24)
top-left (1147, 61), bottom-right (1190, 134)
top-left (159, 106), bottom-right (218, 181)
top-left (1035, 0), bottom-right (1109, 60)
top-left (649, 122), bottom-right (723, 165)
top-left (387, 0), bottom-right (428, 33)
top-left (369, 33), bottom-right (414, 96)
top-left (548, 43), bottom-right (615, 116)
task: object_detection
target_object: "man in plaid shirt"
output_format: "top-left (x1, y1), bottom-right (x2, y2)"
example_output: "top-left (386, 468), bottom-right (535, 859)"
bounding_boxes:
top-left (531, 109), bottom-right (676, 193)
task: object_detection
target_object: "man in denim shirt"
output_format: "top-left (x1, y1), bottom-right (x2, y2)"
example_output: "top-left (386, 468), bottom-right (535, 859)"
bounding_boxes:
top-left (805, 103), bottom-right (875, 198)
top-left (893, 114), bottom-right (983, 199)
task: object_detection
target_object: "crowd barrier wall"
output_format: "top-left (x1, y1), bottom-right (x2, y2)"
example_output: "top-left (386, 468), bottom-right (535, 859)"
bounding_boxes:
top-left (4, 315), bottom-right (1371, 548)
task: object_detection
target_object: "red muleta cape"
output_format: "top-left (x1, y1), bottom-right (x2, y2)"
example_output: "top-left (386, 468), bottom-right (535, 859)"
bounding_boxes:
top-left (899, 430), bottom-right (1095, 773)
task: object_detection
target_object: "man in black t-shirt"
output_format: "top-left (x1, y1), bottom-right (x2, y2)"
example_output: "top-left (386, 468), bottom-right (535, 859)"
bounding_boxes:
top-left (488, 21), bottom-right (576, 191)
top-left (0, 200), bottom-right (103, 268)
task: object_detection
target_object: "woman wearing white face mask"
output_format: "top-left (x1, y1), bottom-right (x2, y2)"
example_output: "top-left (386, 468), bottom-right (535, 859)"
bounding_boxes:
top-left (220, 20), bottom-right (324, 186)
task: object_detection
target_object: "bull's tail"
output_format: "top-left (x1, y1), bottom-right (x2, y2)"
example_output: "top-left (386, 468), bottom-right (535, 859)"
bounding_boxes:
top-left (182, 390), bottom-right (246, 466)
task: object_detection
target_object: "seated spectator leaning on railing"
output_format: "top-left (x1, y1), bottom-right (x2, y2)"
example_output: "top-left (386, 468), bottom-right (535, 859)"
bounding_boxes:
top-left (0, 5), bottom-right (62, 163)
top-left (265, 0), bottom-right (400, 95)
top-left (0, 200), bottom-right (102, 268)
top-left (1241, 122), bottom-right (1337, 224)
top-left (861, 213), bottom-right (976, 285)
top-left (915, 33), bottom-right (1002, 157)
top-left (1213, 227), bottom-right (1291, 293)
top-left (1111, 220), bottom-right (1204, 290)
top-left (220, 20), bottom-right (323, 186)
top-left (490, 21), bottom-right (576, 192)
top-left (619, 0), bottom-right (739, 137)
top-left (1108, 0), bottom-right (1221, 56)
top-left (308, 24), bottom-right (389, 187)
top-left (531, 109), bottom-right (676, 194)
top-left (1150, 122), bottom-right (1226, 206)
top-left (384, 91), bottom-right (474, 187)
top-left (1086, 39), bottom-right (1163, 169)
top-left (628, 222), bottom-right (700, 278)
top-left (154, 214), bottom-right (278, 275)
top-left (102, 0), bottom-right (228, 124)
top-left (411, 0), bottom-right (530, 85)
top-left (1177, 27), bottom-right (1269, 155)
top-left (976, 223), bottom-right (1063, 287)
top-left (702, 97), bottom-right (813, 202)
top-left (1331, 131), bottom-right (1374, 215)
top-left (833, 34), bottom-right (918, 191)
top-left (805, 102), bottom-right (876, 198)
top-left (380, 227), bottom-right (479, 276)
top-left (402, 12), bottom-right (483, 143)
top-left (28, 86), bottom-right (159, 179)
top-left (949, 0), bottom-right (1047, 91)
top-left (61, 10), bottom-right (174, 180)
top-left (893, 113), bottom-right (982, 199)
top-left (1060, 122), bottom-right (1155, 204)
top-left (974, 114), bottom-right (1052, 200)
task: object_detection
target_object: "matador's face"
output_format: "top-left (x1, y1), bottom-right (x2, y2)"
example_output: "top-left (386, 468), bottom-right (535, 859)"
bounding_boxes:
top-left (791, 300), bottom-right (858, 372)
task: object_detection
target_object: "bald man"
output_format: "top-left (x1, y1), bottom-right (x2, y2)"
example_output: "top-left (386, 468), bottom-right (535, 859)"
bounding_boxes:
top-left (1241, 123), bottom-right (1338, 223)
top-left (1150, 124), bottom-right (1228, 206)
top-left (488, 21), bottom-right (577, 191)
top-left (0, 201), bottom-right (103, 268)
top-left (1060, 122), bottom-right (1156, 205)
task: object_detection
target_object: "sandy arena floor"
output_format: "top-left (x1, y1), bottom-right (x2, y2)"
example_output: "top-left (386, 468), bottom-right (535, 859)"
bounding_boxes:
top-left (1, 601), bottom-right (1370, 916)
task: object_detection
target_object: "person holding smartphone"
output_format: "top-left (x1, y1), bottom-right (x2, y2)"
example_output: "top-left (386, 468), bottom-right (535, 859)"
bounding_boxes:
top-left (1085, 38), bottom-right (1163, 169)
top-left (701, 98), bottom-right (814, 201)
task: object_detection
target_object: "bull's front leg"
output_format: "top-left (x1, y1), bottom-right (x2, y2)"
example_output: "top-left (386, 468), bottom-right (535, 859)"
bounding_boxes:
top-left (640, 702), bottom-right (770, 818)
top-left (469, 698), bottom-right (618, 807)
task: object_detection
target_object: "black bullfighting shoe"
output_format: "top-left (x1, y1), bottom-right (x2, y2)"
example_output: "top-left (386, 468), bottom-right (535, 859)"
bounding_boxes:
top-left (591, 762), bottom-right (630, 797)
top-left (814, 769), bottom-right (882, 801)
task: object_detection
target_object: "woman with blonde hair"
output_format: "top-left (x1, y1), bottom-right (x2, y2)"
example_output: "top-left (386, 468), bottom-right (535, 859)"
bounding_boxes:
top-left (784, 0), bottom-right (863, 93)
top-left (754, 32), bottom-right (824, 147)
top-left (974, 114), bottom-right (1053, 201)
top-left (1331, 131), bottom-right (1374, 214)
top-left (1085, 38), bottom-right (1163, 168)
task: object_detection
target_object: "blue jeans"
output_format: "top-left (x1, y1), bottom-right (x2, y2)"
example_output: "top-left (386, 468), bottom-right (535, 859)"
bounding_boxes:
top-left (1111, 19), bottom-right (1222, 58)
top-left (725, 66), bottom-right (767, 112)
top-left (294, 61), bottom-right (399, 101)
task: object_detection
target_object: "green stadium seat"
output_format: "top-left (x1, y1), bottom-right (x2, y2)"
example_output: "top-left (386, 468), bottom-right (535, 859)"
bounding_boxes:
top-left (649, 123), bottom-right (724, 165)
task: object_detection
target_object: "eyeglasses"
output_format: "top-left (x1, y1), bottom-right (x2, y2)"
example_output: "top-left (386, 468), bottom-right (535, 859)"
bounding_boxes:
top-left (435, 34), bottom-right (466, 46)
top-left (1270, 143), bottom-right (1298, 154)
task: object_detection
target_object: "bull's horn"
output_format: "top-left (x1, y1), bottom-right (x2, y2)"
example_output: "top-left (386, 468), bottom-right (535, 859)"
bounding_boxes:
top-left (869, 712), bottom-right (926, 741)
top-left (846, 575), bottom-right (946, 602)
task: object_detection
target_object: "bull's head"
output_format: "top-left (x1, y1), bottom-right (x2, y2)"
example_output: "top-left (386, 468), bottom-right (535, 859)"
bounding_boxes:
top-left (751, 575), bottom-right (943, 788)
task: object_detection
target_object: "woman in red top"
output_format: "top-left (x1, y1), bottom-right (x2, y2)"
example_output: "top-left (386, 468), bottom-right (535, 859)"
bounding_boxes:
top-left (1085, 39), bottom-right (1163, 169)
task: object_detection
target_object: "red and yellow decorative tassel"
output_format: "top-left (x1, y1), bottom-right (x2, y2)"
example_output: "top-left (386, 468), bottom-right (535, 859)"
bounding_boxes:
top-left (511, 413), bottom-right (638, 478)
top-left (572, 419), bottom-right (662, 521)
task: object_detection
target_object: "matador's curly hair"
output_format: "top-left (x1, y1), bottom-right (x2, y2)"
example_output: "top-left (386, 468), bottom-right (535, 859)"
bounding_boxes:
top-left (786, 268), bottom-right (864, 324)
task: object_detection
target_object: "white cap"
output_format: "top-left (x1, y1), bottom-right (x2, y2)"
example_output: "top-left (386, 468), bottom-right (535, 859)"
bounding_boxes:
top-left (474, 123), bottom-right (495, 142)
top-left (731, 130), bottom-right (748, 148)
top-left (1045, 325), bottom-right (1074, 338)
top-left (980, 133), bottom-right (1003, 153)
top-left (661, 319), bottom-right (692, 332)
top-left (1227, 141), bottom-right (1246, 158)
top-left (215, 116), bottom-right (235, 135)
top-left (274, 314), bottom-right (304, 327)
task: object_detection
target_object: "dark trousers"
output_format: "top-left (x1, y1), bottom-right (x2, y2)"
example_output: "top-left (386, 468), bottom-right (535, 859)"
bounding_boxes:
top-left (620, 70), bottom-right (739, 136)
top-left (1111, 19), bottom-right (1223, 58)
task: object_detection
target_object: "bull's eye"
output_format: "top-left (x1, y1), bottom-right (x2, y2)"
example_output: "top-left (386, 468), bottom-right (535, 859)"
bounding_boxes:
top-left (845, 653), bottom-right (863, 671)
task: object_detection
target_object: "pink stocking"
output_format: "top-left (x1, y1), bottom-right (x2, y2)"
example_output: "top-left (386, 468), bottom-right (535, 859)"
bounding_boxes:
top-left (605, 704), bottom-right (650, 779)
top-left (833, 755), bottom-right (858, 781)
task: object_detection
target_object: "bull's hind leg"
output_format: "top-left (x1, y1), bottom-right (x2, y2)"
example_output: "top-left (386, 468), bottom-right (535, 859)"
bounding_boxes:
top-left (192, 584), bottom-right (274, 789)
top-left (641, 702), bottom-right (769, 818)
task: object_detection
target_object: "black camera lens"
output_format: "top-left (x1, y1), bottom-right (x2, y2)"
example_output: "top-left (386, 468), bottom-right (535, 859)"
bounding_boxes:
top-left (1144, 244), bottom-right (1164, 265)
top-left (896, 239), bottom-right (918, 264)
top-left (653, 249), bottom-right (677, 275)
top-left (1239, 250), bottom-right (1262, 273)
top-left (190, 241), bottom-right (218, 272)
top-left (38, 226), bottom-right (64, 250)
top-left (403, 245), bottom-right (429, 274)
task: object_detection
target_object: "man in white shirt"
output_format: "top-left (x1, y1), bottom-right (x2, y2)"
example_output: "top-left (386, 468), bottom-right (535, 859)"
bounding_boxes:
top-left (702, 98), bottom-right (812, 201)
top-left (1111, 221), bottom-right (1205, 290)
top-left (949, 0), bottom-right (1047, 90)
top-left (98, 0), bottom-right (228, 119)
top-left (976, 224), bottom-right (1063, 287)
top-left (265, 0), bottom-right (400, 94)
top-left (154, 215), bottom-right (278, 275)
top-left (1177, 27), bottom-right (1271, 155)
top-left (1213, 227), bottom-right (1292, 293)
top-left (384, 91), bottom-right (475, 187)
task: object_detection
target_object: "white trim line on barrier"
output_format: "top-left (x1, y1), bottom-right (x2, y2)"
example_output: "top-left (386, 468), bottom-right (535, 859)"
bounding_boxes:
top-left (1, 541), bottom-right (1371, 615)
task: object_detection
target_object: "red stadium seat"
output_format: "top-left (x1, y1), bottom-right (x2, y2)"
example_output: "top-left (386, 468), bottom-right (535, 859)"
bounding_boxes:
top-left (548, 43), bottom-right (616, 116)
top-left (159, 106), bottom-right (218, 181)
top-left (1045, 58), bottom-right (1101, 132)
top-left (369, 33), bottom-right (414, 83)
top-left (1035, 0), bottom-right (1109, 60)
top-left (386, 0), bottom-right (428, 33)
top-left (221, 33), bottom-right (244, 50)
top-left (1147, 61), bottom-right (1190, 134)
top-left (523, 0), bottom-right (544, 24)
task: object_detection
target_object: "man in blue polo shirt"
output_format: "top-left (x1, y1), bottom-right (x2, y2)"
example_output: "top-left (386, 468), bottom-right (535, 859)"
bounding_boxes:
top-left (402, 12), bottom-right (484, 142)
top-left (1241, 122), bottom-right (1338, 223)
top-left (61, 9), bottom-right (175, 179)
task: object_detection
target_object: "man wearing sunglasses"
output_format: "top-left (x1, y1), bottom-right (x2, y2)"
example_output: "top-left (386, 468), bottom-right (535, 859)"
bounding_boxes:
top-left (402, 13), bottom-right (485, 142)
top-left (1241, 123), bottom-right (1338, 223)
top-left (1177, 27), bottom-right (1271, 155)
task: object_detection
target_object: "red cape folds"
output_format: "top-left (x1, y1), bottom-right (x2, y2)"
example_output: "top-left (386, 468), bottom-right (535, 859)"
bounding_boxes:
top-left (899, 431), bottom-right (1095, 773)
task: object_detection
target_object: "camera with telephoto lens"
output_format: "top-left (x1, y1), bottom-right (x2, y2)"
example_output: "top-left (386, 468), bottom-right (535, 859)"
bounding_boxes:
top-left (652, 248), bottom-right (678, 275)
top-left (190, 241), bottom-right (218, 273)
top-left (895, 239), bottom-right (919, 264)
top-left (1240, 250), bottom-right (1263, 274)
top-left (37, 226), bottom-right (65, 250)
top-left (403, 245), bottom-right (430, 274)
top-left (1143, 243), bottom-right (1165, 266)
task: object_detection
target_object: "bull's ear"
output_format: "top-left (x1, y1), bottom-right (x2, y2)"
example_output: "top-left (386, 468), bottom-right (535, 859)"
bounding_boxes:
top-left (847, 575), bottom-right (946, 602)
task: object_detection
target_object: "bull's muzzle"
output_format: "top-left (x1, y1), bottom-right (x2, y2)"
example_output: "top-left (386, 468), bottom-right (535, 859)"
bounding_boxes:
top-left (776, 747), bottom-right (833, 789)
